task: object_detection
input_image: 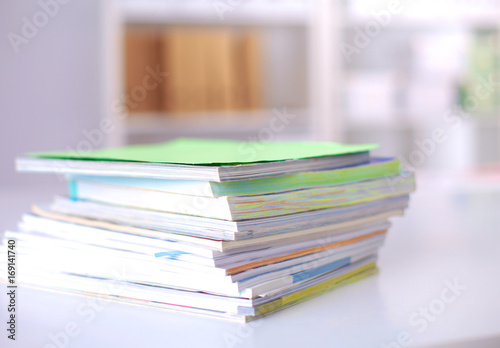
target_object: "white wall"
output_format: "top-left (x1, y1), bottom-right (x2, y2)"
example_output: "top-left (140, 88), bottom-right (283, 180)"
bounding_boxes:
top-left (0, 0), bottom-right (104, 188)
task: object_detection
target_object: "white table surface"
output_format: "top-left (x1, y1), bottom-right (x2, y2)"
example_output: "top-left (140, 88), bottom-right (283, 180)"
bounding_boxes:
top-left (1, 174), bottom-right (500, 348)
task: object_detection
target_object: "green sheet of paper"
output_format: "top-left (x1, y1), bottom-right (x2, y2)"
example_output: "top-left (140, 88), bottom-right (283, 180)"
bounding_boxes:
top-left (30, 138), bottom-right (377, 166)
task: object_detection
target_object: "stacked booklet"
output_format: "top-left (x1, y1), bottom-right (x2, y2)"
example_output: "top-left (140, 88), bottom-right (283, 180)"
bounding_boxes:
top-left (2, 138), bottom-right (415, 322)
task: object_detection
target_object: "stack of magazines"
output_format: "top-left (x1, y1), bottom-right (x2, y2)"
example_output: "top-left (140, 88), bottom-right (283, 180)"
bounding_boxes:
top-left (2, 138), bottom-right (415, 322)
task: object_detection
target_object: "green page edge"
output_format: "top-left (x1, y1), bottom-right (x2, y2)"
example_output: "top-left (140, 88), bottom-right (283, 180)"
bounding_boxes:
top-left (27, 138), bottom-right (378, 166)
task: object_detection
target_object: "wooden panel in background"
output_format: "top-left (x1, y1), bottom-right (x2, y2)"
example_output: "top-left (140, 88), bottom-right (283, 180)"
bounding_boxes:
top-left (203, 28), bottom-right (236, 112)
top-left (238, 31), bottom-right (264, 110)
top-left (162, 28), bottom-right (208, 114)
top-left (124, 27), bottom-right (162, 113)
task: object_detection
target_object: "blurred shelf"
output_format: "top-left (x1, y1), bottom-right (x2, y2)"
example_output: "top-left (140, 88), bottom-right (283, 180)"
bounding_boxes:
top-left (123, 108), bottom-right (498, 138)
top-left (345, 111), bottom-right (500, 133)
top-left (344, 15), bottom-right (500, 30)
top-left (343, 108), bottom-right (434, 131)
top-left (346, 122), bottom-right (414, 132)
top-left (125, 108), bottom-right (309, 135)
top-left (121, 1), bottom-right (309, 26)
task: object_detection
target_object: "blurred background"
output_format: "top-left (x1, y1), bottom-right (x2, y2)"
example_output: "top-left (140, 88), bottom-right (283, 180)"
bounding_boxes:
top-left (1, 0), bottom-right (499, 187)
top-left (1, 2), bottom-right (500, 346)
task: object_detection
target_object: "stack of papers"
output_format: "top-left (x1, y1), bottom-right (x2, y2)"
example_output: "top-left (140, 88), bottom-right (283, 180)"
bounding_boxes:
top-left (2, 138), bottom-right (415, 322)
